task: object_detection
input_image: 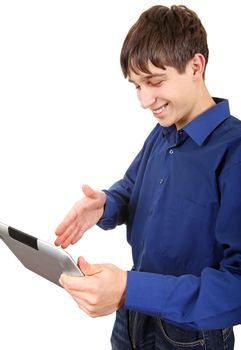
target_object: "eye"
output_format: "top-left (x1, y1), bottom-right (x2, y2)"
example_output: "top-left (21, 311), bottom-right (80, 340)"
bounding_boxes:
top-left (149, 80), bottom-right (163, 87)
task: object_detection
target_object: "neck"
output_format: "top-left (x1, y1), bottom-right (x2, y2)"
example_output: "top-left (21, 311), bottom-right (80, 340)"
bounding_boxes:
top-left (194, 86), bottom-right (216, 116)
top-left (176, 85), bottom-right (215, 130)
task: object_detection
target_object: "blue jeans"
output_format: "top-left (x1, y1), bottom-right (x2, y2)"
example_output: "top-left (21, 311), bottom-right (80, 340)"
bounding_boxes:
top-left (111, 308), bottom-right (234, 350)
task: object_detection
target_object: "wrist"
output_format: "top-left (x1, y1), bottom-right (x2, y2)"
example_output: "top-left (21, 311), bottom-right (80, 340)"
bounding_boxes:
top-left (118, 271), bottom-right (127, 308)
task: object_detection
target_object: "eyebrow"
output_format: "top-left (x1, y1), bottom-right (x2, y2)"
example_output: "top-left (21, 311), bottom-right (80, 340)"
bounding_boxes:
top-left (128, 73), bottom-right (167, 84)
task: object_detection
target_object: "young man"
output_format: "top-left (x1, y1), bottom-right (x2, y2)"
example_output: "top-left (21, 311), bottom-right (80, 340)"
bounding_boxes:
top-left (55, 5), bottom-right (241, 349)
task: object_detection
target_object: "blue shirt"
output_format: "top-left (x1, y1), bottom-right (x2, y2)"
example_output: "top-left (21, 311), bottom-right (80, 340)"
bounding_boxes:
top-left (98, 98), bottom-right (241, 330)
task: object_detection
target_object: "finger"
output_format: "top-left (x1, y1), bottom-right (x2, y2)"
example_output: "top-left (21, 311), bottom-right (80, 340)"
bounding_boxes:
top-left (59, 273), bottom-right (86, 291)
top-left (54, 225), bottom-right (73, 246)
top-left (63, 217), bottom-right (87, 246)
top-left (78, 257), bottom-right (103, 277)
top-left (55, 220), bottom-right (78, 246)
top-left (60, 281), bottom-right (87, 302)
top-left (55, 220), bottom-right (86, 247)
top-left (71, 230), bottom-right (85, 245)
top-left (55, 210), bottom-right (77, 236)
top-left (56, 228), bottom-right (79, 248)
top-left (62, 229), bottom-right (84, 248)
top-left (82, 184), bottom-right (96, 199)
top-left (58, 235), bottom-right (73, 249)
top-left (55, 208), bottom-right (81, 246)
top-left (70, 296), bottom-right (95, 317)
top-left (60, 283), bottom-right (98, 317)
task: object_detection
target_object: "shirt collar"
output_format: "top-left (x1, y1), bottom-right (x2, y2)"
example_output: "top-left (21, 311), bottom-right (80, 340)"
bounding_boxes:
top-left (183, 98), bottom-right (230, 146)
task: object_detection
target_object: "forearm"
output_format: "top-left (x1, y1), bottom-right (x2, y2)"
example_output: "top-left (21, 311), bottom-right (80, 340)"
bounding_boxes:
top-left (125, 267), bottom-right (241, 330)
top-left (97, 179), bottom-right (131, 230)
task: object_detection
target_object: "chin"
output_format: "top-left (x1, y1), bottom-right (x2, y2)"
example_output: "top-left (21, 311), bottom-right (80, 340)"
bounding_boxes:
top-left (158, 120), bottom-right (175, 128)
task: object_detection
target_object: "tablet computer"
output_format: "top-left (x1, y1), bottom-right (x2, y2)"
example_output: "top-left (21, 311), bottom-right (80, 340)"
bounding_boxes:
top-left (0, 221), bottom-right (84, 287)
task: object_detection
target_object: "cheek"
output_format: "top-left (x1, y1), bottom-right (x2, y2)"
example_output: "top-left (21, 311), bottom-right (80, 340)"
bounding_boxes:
top-left (137, 90), bottom-right (141, 102)
top-left (168, 100), bottom-right (187, 120)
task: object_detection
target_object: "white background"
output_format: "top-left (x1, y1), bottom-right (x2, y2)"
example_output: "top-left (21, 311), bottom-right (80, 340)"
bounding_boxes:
top-left (0, 0), bottom-right (240, 349)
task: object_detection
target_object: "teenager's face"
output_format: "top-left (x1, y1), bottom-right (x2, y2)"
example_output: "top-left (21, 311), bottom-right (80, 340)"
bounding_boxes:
top-left (128, 61), bottom-right (201, 130)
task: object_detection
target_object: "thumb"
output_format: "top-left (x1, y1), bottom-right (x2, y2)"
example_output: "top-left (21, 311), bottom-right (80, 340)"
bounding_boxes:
top-left (78, 256), bottom-right (102, 276)
top-left (82, 184), bottom-right (96, 199)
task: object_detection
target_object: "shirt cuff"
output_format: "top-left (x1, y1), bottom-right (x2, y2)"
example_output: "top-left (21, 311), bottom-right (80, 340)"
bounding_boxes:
top-left (97, 191), bottom-right (119, 230)
top-left (124, 270), bottom-right (168, 316)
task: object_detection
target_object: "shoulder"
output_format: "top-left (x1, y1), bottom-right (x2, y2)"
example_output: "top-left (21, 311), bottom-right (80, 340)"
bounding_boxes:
top-left (144, 123), bottom-right (163, 145)
top-left (218, 116), bottom-right (241, 172)
top-left (135, 123), bottom-right (164, 161)
top-left (224, 115), bottom-right (241, 131)
top-left (214, 116), bottom-right (241, 146)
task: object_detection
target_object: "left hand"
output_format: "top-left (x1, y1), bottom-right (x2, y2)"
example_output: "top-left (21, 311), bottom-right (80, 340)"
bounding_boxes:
top-left (59, 257), bottom-right (127, 317)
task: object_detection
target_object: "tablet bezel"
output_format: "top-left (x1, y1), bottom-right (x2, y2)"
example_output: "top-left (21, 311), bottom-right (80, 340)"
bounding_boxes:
top-left (0, 221), bottom-right (84, 287)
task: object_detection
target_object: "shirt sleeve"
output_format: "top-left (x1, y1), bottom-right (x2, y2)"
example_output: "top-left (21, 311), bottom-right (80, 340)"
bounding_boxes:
top-left (125, 161), bottom-right (241, 330)
top-left (97, 125), bottom-right (160, 230)
top-left (97, 147), bottom-right (143, 230)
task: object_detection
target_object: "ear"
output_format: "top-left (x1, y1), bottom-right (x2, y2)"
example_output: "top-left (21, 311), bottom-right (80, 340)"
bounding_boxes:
top-left (190, 53), bottom-right (206, 80)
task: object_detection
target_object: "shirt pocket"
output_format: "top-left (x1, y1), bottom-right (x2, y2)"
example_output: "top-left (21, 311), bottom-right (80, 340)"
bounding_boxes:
top-left (171, 195), bottom-right (218, 221)
top-left (161, 195), bottom-right (220, 273)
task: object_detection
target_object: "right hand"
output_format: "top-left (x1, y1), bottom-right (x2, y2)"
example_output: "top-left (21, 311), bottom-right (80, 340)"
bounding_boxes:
top-left (54, 184), bottom-right (106, 248)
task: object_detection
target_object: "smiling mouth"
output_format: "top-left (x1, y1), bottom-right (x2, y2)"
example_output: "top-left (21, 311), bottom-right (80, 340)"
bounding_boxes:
top-left (152, 103), bottom-right (168, 115)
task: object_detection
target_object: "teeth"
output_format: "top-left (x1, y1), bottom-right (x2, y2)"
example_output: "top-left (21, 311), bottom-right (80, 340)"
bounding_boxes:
top-left (153, 104), bottom-right (166, 114)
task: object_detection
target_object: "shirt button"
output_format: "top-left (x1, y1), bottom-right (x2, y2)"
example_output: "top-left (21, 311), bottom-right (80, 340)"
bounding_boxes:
top-left (160, 178), bottom-right (164, 184)
top-left (169, 149), bottom-right (174, 154)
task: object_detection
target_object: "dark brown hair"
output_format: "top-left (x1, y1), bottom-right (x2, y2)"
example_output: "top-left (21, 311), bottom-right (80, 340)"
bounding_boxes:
top-left (120, 5), bottom-right (209, 77)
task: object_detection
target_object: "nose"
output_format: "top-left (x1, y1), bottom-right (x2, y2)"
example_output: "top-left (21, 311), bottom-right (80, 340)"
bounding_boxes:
top-left (138, 87), bottom-right (156, 109)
